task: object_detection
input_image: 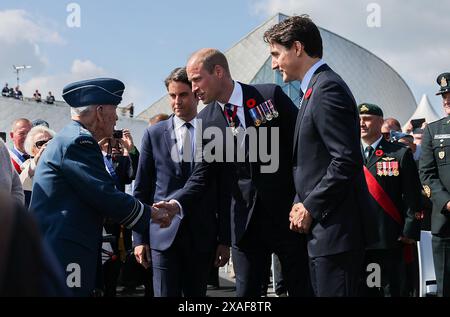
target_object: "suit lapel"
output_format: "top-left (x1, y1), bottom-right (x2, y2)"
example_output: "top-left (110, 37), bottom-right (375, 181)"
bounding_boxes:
top-left (163, 116), bottom-right (182, 175)
top-left (366, 138), bottom-right (387, 168)
top-left (240, 83), bottom-right (256, 130)
top-left (293, 64), bottom-right (330, 156)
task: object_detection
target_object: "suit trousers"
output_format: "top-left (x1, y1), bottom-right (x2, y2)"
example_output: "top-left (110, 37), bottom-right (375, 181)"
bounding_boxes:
top-left (151, 233), bottom-right (214, 297)
top-left (432, 235), bottom-right (450, 297)
top-left (232, 235), bottom-right (312, 297)
top-left (360, 248), bottom-right (404, 297)
top-left (309, 249), bottom-right (364, 297)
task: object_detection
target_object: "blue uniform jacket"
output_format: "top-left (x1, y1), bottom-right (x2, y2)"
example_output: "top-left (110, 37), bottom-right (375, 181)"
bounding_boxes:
top-left (30, 120), bottom-right (151, 296)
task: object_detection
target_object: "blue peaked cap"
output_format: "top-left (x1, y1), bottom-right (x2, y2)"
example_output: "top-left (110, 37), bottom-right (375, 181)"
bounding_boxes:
top-left (62, 78), bottom-right (125, 107)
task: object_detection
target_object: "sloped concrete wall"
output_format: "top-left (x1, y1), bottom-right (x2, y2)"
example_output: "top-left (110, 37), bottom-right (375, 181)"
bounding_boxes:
top-left (0, 97), bottom-right (149, 150)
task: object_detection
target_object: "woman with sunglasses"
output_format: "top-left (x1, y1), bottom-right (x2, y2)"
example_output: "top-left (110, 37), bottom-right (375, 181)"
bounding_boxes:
top-left (20, 125), bottom-right (55, 206)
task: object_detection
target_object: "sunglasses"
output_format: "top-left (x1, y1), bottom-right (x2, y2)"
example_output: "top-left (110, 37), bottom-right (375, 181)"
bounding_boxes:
top-left (35, 139), bottom-right (51, 148)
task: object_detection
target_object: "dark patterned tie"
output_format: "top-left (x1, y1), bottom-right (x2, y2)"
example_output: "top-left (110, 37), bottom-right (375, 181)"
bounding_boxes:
top-left (298, 89), bottom-right (305, 108)
top-left (365, 145), bottom-right (374, 163)
top-left (181, 122), bottom-right (193, 176)
top-left (224, 103), bottom-right (241, 128)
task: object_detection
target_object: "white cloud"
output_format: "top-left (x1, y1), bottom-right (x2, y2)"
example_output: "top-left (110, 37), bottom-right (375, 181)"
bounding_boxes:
top-left (0, 9), bottom-right (65, 86)
top-left (21, 59), bottom-right (105, 99)
top-left (0, 10), bottom-right (64, 45)
top-left (250, 0), bottom-right (450, 114)
top-left (21, 59), bottom-right (148, 116)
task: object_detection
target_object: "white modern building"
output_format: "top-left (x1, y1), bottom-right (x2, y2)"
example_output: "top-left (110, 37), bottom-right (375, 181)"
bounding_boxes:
top-left (138, 13), bottom-right (417, 125)
top-left (1, 13), bottom-right (418, 149)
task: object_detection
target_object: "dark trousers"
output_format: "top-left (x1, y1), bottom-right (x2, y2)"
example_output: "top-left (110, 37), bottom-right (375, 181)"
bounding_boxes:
top-left (432, 235), bottom-right (450, 297)
top-left (309, 249), bottom-right (364, 297)
top-left (151, 238), bottom-right (214, 297)
top-left (360, 248), bottom-right (404, 297)
top-left (232, 237), bottom-right (312, 297)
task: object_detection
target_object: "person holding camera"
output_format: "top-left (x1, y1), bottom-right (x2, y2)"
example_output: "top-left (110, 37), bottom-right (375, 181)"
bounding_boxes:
top-left (98, 129), bottom-right (152, 296)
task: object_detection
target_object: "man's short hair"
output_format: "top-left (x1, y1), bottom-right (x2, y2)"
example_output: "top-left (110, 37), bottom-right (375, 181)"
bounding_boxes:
top-left (11, 118), bottom-right (32, 132)
top-left (383, 118), bottom-right (402, 132)
top-left (191, 49), bottom-right (230, 75)
top-left (263, 15), bottom-right (323, 58)
top-left (149, 113), bottom-right (169, 126)
top-left (164, 67), bottom-right (191, 89)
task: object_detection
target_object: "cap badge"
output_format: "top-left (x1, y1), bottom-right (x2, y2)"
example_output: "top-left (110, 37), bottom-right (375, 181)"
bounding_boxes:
top-left (360, 105), bottom-right (369, 113)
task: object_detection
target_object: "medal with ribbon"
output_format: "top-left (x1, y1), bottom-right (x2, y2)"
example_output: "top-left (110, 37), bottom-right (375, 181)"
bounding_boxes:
top-left (224, 104), bottom-right (240, 136)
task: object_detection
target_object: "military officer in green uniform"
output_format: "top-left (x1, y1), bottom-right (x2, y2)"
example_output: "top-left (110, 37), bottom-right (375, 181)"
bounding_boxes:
top-left (359, 103), bottom-right (423, 296)
top-left (419, 72), bottom-right (450, 297)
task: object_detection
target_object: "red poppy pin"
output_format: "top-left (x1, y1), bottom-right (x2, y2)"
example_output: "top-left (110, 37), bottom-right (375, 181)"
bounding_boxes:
top-left (246, 98), bottom-right (256, 109)
top-left (375, 149), bottom-right (384, 157)
top-left (305, 88), bottom-right (313, 100)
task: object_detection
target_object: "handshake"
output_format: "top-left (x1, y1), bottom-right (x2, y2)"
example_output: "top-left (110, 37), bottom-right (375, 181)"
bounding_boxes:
top-left (149, 199), bottom-right (181, 228)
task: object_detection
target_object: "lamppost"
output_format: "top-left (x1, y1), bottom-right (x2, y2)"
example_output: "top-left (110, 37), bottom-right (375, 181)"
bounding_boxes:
top-left (13, 65), bottom-right (32, 87)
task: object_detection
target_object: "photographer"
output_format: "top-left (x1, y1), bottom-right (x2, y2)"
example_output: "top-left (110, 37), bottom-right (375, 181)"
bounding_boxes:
top-left (99, 129), bottom-right (151, 296)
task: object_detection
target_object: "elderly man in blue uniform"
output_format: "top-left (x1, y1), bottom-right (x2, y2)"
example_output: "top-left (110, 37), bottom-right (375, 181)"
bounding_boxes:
top-left (419, 72), bottom-right (450, 297)
top-left (30, 78), bottom-right (169, 297)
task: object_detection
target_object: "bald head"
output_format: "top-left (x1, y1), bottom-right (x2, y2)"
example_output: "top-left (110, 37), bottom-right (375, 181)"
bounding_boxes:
top-left (10, 118), bottom-right (32, 152)
top-left (188, 48), bottom-right (231, 77)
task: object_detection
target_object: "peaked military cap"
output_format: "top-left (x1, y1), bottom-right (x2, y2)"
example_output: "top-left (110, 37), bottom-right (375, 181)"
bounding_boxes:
top-left (436, 72), bottom-right (450, 95)
top-left (62, 78), bottom-right (125, 107)
top-left (358, 103), bottom-right (384, 117)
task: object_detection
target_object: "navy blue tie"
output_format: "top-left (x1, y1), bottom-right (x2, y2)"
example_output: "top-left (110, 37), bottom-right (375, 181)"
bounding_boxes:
top-left (298, 89), bottom-right (305, 108)
top-left (181, 122), bottom-right (193, 177)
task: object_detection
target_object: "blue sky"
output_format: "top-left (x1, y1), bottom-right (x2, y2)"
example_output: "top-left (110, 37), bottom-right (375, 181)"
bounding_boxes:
top-left (0, 0), bottom-right (448, 118)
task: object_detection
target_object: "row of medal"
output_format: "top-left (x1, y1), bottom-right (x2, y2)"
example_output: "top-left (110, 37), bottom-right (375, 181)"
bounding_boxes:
top-left (376, 161), bottom-right (399, 177)
top-left (249, 100), bottom-right (279, 127)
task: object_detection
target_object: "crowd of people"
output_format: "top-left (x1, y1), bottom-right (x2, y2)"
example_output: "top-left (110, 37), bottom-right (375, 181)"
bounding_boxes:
top-left (0, 15), bottom-right (449, 298)
top-left (1, 83), bottom-right (55, 104)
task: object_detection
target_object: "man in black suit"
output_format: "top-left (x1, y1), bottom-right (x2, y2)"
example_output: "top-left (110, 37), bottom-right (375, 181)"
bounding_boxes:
top-left (264, 15), bottom-right (370, 297)
top-left (156, 49), bottom-right (311, 297)
top-left (133, 67), bottom-right (230, 297)
top-left (358, 103), bottom-right (422, 296)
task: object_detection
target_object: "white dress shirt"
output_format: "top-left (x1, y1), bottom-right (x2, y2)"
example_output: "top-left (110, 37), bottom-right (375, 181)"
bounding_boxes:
top-left (217, 81), bottom-right (246, 129)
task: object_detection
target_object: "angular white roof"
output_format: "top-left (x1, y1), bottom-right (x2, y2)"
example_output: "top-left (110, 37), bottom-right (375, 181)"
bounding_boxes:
top-left (138, 13), bottom-right (417, 124)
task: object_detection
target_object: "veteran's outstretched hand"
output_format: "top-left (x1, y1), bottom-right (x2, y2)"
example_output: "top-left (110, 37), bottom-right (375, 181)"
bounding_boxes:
top-left (151, 205), bottom-right (171, 228)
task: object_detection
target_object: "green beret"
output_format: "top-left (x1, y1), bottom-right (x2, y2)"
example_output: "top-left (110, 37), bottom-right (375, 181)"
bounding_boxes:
top-left (358, 103), bottom-right (384, 117)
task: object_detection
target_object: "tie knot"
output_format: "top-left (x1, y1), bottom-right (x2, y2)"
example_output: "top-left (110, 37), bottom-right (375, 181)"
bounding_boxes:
top-left (224, 103), bottom-right (235, 114)
top-left (184, 122), bottom-right (192, 130)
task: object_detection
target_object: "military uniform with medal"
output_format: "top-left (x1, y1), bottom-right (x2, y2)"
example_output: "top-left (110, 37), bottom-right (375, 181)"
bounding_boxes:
top-left (359, 103), bottom-right (423, 297)
top-left (419, 72), bottom-right (450, 297)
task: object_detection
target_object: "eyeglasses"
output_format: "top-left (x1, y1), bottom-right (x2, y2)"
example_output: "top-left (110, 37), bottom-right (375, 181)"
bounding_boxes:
top-left (35, 139), bottom-right (51, 148)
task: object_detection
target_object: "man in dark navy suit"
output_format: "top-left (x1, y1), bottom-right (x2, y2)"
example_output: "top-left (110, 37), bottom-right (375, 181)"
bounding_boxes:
top-left (30, 78), bottom-right (170, 296)
top-left (264, 15), bottom-right (371, 296)
top-left (157, 49), bottom-right (311, 297)
top-left (133, 68), bottom-right (230, 297)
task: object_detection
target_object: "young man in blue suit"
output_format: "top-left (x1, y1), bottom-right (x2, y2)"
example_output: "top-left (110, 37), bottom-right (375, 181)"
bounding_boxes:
top-left (133, 68), bottom-right (230, 297)
top-left (157, 49), bottom-right (312, 297)
top-left (264, 15), bottom-right (371, 296)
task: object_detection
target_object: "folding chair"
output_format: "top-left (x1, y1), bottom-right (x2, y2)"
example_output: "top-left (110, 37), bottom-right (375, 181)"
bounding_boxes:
top-left (417, 231), bottom-right (437, 297)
